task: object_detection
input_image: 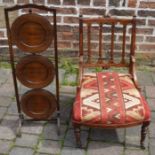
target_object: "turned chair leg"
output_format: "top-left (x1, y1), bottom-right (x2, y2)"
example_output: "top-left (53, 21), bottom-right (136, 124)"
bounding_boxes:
top-left (140, 121), bottom-right (150, 149)
top-left (73, 123), bottom-right (82, 148)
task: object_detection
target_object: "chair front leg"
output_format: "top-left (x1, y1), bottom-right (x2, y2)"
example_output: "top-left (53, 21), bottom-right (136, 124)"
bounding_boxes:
top-left (73, 123), bottom-right (82, 148)
top-left (140, 121), bottom-right (150, 149)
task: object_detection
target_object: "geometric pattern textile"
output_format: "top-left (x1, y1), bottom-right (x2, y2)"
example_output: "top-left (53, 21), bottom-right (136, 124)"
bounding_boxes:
top-left (73, 72), bottom-right (151, 127)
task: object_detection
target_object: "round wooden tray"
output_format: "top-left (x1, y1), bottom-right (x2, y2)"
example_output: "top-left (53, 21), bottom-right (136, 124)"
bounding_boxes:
top-left (16, 55), bottom-right (55, 88)
top-left (21, 89), bottom-right (57, 119)
top-left (11, 13), bottom-right (53, 53)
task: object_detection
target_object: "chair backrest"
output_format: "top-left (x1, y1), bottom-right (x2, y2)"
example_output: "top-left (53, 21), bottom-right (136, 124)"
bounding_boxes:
top-left (79, 16), bottom-right (136, 71)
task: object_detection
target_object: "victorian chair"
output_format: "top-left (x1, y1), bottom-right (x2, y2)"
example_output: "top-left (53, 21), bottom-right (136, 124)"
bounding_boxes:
top-left (72, 15), bottom-right (151, 149)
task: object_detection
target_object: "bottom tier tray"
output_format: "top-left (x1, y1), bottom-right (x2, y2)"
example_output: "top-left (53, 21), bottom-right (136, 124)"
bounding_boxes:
top-left (21, 89), bottom-right (56, 120)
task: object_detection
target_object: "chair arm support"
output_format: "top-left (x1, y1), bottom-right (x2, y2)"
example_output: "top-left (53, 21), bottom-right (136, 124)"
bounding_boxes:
top-left (130, 56), bottom-right (141, 91)
top-left (77, 56), bottom-right (83, 92)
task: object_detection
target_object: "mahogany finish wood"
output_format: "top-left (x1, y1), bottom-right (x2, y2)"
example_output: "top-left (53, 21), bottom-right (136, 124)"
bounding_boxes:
top-left (140, 121), bottom-right (150, 149)
top-left (74, 15), bottom-right (150, 149)
top-left (21, 89), bottom-right (56, 120)
top-left (5, 4), bottom-right (60, 135)
top-left (78, 16), bottom-right (138, 87)
top-left (122, 24), bottom-right (126, 64)
top-left (98, 23), bottom-right (103, 63)
top-left (16, 55), bottom-right (55, 88)
top-left (110, 23), bottom-right (115, 63)
top-left (11, 13), bottom-right (53, 53)
top-left (87, 23), bottom-right (91, 63)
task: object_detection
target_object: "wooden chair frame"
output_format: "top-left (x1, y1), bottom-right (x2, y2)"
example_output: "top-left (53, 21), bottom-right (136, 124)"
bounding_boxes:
top-left (5, 4), bottom-right (60, 136)
top-left (73, 15), bottom-right (150, 149)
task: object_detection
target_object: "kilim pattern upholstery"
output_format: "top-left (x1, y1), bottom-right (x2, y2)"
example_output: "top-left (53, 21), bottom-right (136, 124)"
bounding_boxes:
top-left (73, 73), bottom-right (150, 127)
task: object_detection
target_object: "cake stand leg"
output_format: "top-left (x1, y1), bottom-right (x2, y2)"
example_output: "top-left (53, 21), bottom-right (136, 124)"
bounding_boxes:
top-left (16, 113), bottom-right (24, 137)
top-left (57, 111), bottom-right (60, 135)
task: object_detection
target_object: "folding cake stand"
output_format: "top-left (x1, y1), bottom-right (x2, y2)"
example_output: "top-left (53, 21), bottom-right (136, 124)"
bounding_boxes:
top-left (4, 4), bottom-right (60, 136)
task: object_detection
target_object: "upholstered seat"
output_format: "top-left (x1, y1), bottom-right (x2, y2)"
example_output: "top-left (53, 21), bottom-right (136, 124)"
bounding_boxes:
top-left (73, 72), bottom-right (150, 127)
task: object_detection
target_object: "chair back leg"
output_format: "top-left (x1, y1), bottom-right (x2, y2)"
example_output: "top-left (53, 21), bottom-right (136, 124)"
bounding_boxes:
top-left (140, 121), bottom-right (150, 149)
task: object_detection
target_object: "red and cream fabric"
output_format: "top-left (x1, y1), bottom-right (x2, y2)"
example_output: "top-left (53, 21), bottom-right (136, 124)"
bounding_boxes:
top-left (73, 72), bottom-right (150, 127)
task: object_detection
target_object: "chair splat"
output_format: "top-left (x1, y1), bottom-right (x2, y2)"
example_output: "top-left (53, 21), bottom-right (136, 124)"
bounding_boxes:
top-left (110, 23), bottom-right (115, 64)
top-left (121, 24), bottom-right (127, 64)
top-left (98, 23), bottom-right (103, 64)
top-left (87, 23), bottom-right (92, 63)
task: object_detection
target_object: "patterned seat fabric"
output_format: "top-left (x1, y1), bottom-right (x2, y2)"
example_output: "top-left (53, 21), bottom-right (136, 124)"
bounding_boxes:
top-left (73, 72), bottom-right (150, 127)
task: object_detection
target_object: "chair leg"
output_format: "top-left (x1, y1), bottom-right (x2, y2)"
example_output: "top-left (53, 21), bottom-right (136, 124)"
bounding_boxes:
top-left (73, 123), bottom-right (82, 148)
top-left (140, 121), bottom-right (150, 149)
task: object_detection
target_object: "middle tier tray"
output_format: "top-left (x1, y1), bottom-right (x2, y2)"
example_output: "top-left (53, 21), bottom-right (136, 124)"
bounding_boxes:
top-left (16, 55), bottom-right (55, 88)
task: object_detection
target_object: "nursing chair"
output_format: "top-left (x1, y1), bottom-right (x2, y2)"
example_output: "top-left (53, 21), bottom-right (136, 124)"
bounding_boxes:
top-left (72, 15), bottom-right (151, 149)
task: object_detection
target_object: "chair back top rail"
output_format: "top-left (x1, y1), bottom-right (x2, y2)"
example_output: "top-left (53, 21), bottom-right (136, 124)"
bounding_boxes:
top-left (81, 17), bottom-right (134, 25)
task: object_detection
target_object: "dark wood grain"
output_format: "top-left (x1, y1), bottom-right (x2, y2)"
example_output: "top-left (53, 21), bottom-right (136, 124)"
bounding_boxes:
top-left (110, 23), bottom-right (115, 63)
top-left (121, 24), bottom-right (127, 64)
top-left (16, 55), bottom-right (55, 88)
top-left (77, 16), bottom-right (138, 82)
top-left (5, 4), bottom-right (60, 128)
top-left (87, 23), bottom-right (91, 63)
top-left (98, 23), bottom-right (103, 63)
top-left (11, 13), bottom-right (53, 53)
top-left (21, 89), bottom-right (56, 120)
